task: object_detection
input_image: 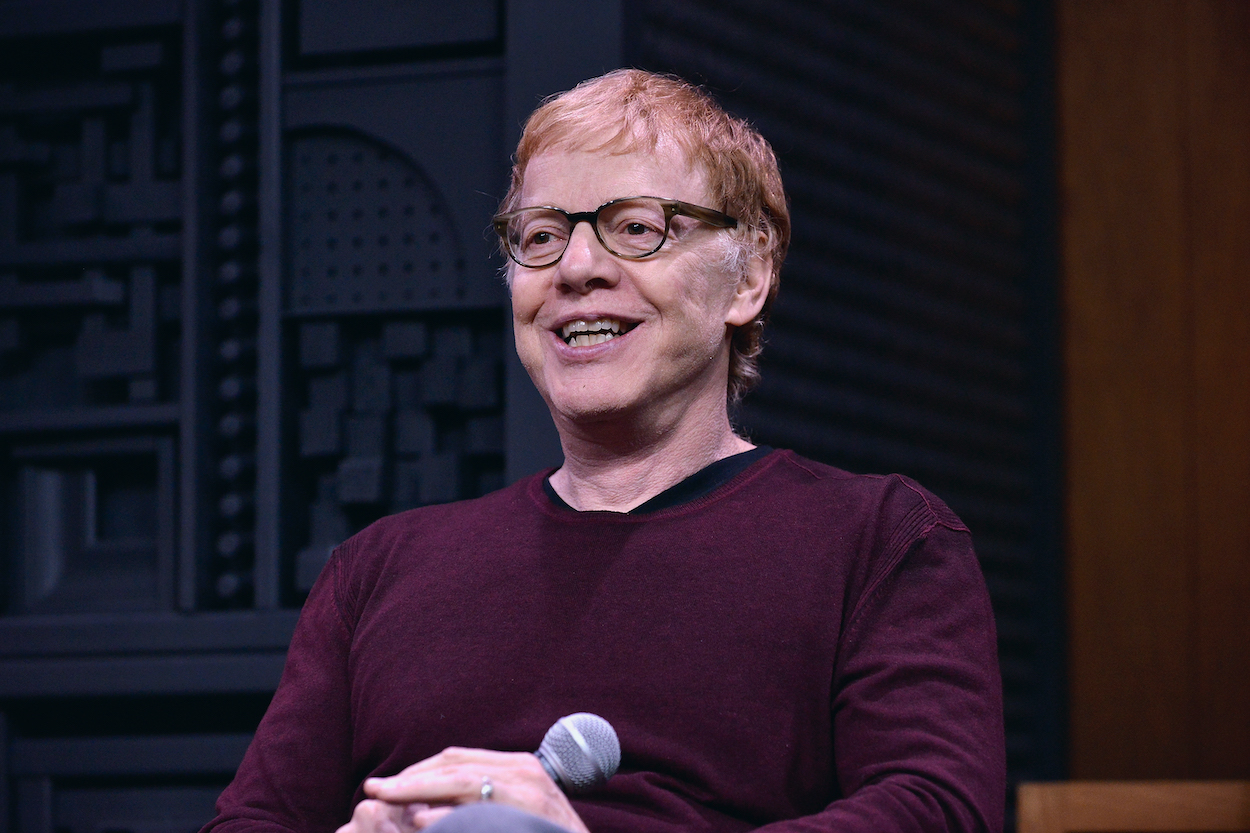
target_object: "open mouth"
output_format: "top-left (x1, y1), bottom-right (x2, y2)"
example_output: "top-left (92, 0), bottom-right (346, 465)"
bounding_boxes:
top-left (559, 318), bottom-right (637, 347)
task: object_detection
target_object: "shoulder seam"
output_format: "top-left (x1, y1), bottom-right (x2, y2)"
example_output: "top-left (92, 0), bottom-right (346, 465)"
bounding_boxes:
top-left (843, 475), bottom-right (969, 642)
top-left (777, 450), bottom-right (823, 481)
top-left (896, 475), bottom-right (969, 533)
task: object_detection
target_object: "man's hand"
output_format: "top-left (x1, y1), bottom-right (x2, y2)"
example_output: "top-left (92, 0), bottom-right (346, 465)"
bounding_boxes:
top-left (336, 797), bottom-right (419, 833)
top-left (335, 747), bottom-right (589, 833)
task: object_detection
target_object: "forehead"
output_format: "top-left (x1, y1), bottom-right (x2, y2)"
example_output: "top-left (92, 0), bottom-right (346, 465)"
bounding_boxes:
top-left (519, 140), bottom-right (710, 209)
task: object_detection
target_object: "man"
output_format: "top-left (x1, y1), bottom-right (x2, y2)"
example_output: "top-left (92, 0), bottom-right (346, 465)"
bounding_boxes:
top-left (202, 69), bottom-right (1004, 833)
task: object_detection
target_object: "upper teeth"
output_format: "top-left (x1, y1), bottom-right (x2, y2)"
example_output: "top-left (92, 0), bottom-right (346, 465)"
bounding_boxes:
top-left (561, 318), bottom-right (625, 346)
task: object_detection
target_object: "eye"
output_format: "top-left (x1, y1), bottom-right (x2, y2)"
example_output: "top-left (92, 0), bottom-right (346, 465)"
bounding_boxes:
top-left (605, 212), bottom-right (664, 237)
top-left (511, 212), bottom-right (569, 255)
top-left (602, 207), bottom-right (665, 237)
top-left (598, 200), bottom-right (669, 256)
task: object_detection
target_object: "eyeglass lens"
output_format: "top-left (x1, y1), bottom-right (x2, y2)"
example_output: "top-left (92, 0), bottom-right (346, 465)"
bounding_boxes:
top-left (504, 198), bottom-right (672, 266)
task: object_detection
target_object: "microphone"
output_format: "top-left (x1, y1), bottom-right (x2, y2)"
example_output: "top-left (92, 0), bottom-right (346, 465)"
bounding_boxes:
top-left (534, 713), bottom-right (620, 794)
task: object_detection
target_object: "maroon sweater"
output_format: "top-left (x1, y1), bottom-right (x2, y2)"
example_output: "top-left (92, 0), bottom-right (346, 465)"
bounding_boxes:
top-left (204, 449), bottom-right (1005, 833)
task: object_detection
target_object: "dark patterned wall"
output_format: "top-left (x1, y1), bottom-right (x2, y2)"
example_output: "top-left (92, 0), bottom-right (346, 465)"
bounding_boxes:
top-left (0, 1), bottom-right (1059, 829)
top-left (630, 0), bottom-right (1063, 814)
top-left (0, 1), bottom-right (513, 828)
top-left (0, 23), bottom-right (183, 616)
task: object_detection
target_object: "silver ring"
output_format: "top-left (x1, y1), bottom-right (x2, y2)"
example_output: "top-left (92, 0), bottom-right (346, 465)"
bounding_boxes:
top-left (480, 775), bottom-right (494, 802)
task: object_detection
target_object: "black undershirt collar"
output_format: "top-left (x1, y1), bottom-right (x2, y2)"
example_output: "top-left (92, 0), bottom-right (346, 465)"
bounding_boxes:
top-left (543, 446), bottom-right (773, 514)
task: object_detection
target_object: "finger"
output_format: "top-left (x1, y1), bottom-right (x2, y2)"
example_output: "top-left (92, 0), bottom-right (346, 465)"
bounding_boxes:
top-left (338, 798), bottom-right (412, 833)
top-left (366, 750), bottom-right (538, 804)
top-left (367, 767), bottom-right (482, 805)
top-left (370, 756), bottom-right (589, 833)
top-left (363, 748), bottom-right (478, 795)
top-left (409, 805), bottom-right (454, 830)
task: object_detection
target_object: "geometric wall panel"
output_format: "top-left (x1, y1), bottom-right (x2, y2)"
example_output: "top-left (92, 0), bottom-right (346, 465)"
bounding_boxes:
top-left (0, 20), bottom-right (184, 626)
top-left (287, 129), bottom-right (468, 314)
top-left (280, 68), bottom-right (507, 311)
top-left (11, 436), bottom-right (175, 614)
top-left (281, 121), bottom-right (507, 603)
top-left (0, 4), bottom-right (617, 831)
top-left (200, 0), bottom-right (265, 613)
top-left (0, 33), bottom-right (183, 412)
top-left (284, 312), bottom-right (505, 599)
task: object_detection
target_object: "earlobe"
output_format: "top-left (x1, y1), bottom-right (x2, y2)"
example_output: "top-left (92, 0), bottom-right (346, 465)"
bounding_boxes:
top-left (725, 254), bottom-right (772, 328)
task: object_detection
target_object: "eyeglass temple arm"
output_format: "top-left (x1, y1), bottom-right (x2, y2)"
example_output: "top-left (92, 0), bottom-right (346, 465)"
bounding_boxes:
top-left (668, 201), bottom-right (738, 229)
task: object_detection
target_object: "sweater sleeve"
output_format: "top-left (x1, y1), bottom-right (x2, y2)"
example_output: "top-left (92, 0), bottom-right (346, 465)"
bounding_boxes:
top-left (758, 492), bottom-right (1006, 833)
top-left (200, 544), bottom-right (359, 833)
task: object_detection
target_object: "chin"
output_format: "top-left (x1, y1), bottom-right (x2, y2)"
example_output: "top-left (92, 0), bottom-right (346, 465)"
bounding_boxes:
top-left (551, 396), bottom-right (636, 426)
top-left (544, 383), bottom-right (643, 426)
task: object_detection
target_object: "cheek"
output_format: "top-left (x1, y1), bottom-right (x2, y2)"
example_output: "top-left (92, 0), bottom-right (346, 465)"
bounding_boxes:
top-left (661, 281), bottom-right (736, 364)
top-left (511, 316), bottom-right (543, 377)
top-left (509, 275), bottom-right (543, 325)
top-left (677, 266), bottom-right (738, 329)
top-left (508, 278), bottom-right (552, 370)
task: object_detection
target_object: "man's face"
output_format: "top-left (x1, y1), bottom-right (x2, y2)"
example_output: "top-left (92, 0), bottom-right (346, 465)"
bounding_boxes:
top-left (509, 142), bottom-right (762, 435)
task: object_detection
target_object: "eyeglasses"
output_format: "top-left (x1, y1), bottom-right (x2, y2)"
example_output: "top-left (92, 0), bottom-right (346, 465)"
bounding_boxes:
top-left (492, 196), bottom-right (738, 268)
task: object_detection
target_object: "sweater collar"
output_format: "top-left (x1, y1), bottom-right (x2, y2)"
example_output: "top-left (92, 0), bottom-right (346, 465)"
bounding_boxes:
top-left (542, 446), bottom-right (774, 515)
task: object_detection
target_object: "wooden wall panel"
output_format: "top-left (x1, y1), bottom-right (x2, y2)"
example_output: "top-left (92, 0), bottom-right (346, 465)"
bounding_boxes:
top-left (1186, 0), bottom-right (1250, 779)
top-left (1060, 0), bottom-right (1250, 779)
top-left (1060, 0), bottom-right (1195, 778)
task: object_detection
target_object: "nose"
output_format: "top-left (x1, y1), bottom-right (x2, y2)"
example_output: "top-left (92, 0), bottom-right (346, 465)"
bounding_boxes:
top-left (555, 219), bottom-right (618, 294)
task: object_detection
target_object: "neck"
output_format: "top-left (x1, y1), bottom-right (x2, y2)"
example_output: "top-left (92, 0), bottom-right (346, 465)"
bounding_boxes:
top-left (549, 397), bottom-right (753, 512)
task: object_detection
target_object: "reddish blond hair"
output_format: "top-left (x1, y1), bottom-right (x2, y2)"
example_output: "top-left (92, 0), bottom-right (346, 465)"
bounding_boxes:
top-left (501, 69), bottom-right (790, 402)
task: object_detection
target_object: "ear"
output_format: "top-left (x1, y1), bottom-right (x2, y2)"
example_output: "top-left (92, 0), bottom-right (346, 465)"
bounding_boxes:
top-left (725, 251), bottom-right (772, 328)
